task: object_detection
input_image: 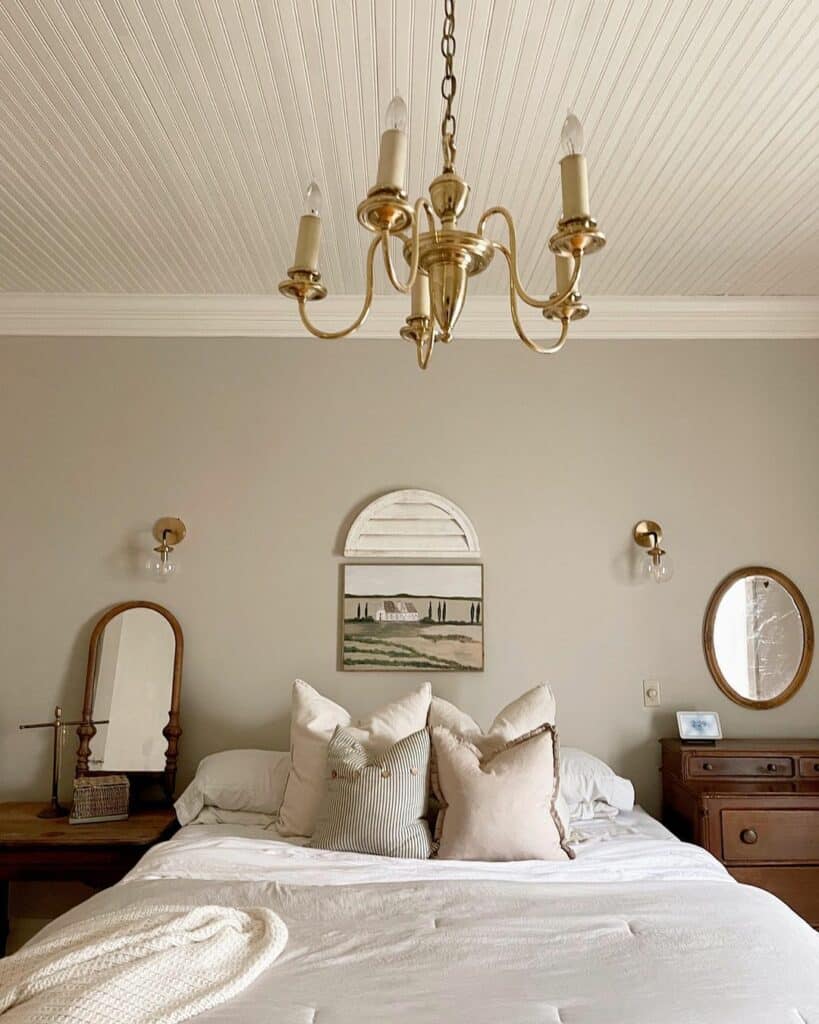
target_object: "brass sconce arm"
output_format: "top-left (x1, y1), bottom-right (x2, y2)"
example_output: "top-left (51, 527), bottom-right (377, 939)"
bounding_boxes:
top-left (633, 520), bottom-right (675, 584)
top-left (297, 235), bottom-right (380, 340)
top-left (477, 206), bottom-right (583, 310)
top-left (147, 516), bottom-right (186, 580)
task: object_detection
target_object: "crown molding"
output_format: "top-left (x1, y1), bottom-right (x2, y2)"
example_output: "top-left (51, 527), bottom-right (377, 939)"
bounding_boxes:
top-left (0, 293), bottom-right (816, 341)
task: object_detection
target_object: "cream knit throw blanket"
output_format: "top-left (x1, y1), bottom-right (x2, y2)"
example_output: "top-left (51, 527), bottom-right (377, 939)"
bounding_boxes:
top-left (0, 903), bottom-right (288, 1024)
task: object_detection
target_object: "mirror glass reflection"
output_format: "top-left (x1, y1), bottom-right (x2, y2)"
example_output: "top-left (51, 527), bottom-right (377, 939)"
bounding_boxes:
top-left (89, 607), bottom-right (175, 771)
top-left (711, 574), bottom-right (805, 703)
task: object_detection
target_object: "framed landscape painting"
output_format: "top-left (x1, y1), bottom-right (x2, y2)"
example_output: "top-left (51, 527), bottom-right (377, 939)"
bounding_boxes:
top-left (342, 564), bottom-right (484, 671)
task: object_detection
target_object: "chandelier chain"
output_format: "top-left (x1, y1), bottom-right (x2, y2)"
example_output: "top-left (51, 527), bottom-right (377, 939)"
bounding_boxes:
top-left (440, 0), bottom-right (457, 169)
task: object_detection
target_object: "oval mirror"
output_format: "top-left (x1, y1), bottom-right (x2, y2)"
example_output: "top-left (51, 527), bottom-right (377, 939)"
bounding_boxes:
top-left (77, 602), bottom-right (183, 795)
top-left (704, 567), bottom-right (813, 709)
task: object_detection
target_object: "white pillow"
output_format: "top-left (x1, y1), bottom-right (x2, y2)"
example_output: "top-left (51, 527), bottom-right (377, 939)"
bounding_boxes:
top-left (428, 685), bottom-right (557, 753)
top-left (277, 679), bottom-right (432, 837)
top-left (559, 747), bottom-right (635, 820)
top-left (175, 749), bottom-right (290, 826)
top-left (428, 686), bottom-right (570, 830)
top-left (184, 807), bottom-right (279, 828)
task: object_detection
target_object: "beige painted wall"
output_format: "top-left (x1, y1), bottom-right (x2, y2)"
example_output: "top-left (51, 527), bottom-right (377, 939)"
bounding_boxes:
top-left (1, 335), bottom-right (818, 939)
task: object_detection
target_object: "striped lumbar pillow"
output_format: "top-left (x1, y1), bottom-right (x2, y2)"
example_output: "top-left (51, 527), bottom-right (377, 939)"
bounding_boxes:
top-left (310, 726), bottom-right (432, 859)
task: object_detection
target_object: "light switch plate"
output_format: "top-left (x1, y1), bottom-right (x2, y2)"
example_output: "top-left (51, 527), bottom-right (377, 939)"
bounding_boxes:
top-left (643, 680), bottom-right (661, 708)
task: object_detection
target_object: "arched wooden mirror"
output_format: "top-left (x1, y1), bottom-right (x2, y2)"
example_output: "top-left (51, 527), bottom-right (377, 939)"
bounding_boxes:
top-left (704, 567), bottom-right (813, 710)
top-left (76, 601), bottom-right (183, 799)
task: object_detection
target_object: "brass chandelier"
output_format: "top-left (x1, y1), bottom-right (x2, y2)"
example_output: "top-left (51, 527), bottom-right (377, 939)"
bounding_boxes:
top-left (279, 0), bottom-right (606, 370)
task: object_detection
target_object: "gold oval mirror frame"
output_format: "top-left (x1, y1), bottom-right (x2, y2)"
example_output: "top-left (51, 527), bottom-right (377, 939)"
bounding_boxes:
top-left (703, 566), bottom-right (814, 710)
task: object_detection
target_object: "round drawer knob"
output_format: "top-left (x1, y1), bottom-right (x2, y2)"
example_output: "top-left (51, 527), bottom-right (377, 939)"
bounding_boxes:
top-left (814, 763), bottom-right (819, 772)
top-left (765, 763), bottom-right (777, 772)
top-left (740, 828), bottom-right (758, 845)
top-left (703, 762), bottom-right (714, 771)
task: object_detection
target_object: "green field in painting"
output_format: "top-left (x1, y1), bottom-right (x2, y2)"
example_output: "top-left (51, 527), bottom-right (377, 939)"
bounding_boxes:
top-left (343, 620), bottom-right (483, 671)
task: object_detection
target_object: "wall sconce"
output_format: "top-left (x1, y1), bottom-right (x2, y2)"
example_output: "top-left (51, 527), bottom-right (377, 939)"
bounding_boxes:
top-left (633, 520), bottom-right (674, 584)
top-left (147, 517), bottom-right (186, 580)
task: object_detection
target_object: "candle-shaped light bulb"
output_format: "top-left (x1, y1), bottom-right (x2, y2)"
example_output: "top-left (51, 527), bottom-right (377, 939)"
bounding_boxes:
top-left (559, 111), bottom-right (590, 221)
top-left (560, 111), bottom-right (584, 156)
top-left (304, 179), bottom-right (322, 217)
top-left (375, 95), bottom-right (408, 191)
top-left (384, 94), bottom-right (407, 132)
top-left (293, 179), bottom-right (322, 272)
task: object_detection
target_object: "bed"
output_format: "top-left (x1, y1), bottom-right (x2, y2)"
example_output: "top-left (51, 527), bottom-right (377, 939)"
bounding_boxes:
top-left (30, 807), bottom-right (819, 1023)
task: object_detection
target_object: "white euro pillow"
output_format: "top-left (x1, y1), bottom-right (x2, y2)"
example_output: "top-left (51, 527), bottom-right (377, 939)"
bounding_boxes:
top-left (184, 807), bottom-right (280, 828)
top-left (277, 679), bottom-right (432, 837)
top-left (429, 685), bottom-right (569, 832)
top-left (428, 685), bottom-right (557, 753)
top-left (175, 749), bottom-right (290, 826)
top-left (559, 747), bottom-right (635, 820)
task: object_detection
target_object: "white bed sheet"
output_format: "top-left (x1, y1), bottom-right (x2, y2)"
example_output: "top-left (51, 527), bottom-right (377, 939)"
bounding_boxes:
top-left (34, 807), bottom-right (819, 1023)
top-left (126, 807), bottom-right (731, 888)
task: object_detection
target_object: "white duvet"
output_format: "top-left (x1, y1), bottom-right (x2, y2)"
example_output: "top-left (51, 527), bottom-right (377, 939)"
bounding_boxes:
top-left (33, 810), bottom-right (819, 1023)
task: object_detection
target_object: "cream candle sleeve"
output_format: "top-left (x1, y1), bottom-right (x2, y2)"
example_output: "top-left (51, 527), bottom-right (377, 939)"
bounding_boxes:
top-left (376, 128), bottom-right (408, 190)
top-left (560, 154), bottom-right (590, 221)
top-left (294, 214), bottom-right (321, 272)
top-left (411, 272), bottom-right (431, 318)
top-left (555, 253), bottom-right (575, 294)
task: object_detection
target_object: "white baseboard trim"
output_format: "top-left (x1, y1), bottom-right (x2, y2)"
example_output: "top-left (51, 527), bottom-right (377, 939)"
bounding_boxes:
top-left (0, 293), bottom-right (816, 341)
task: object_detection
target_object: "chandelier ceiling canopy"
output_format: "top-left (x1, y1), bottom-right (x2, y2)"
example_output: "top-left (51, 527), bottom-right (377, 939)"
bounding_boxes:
top-left (279, 0), bottom-right (606, 369)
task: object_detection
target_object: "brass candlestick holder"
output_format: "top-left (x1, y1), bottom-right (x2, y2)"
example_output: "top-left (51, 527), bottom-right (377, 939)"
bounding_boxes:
top-left (19, 705), bottom-right (107, 818)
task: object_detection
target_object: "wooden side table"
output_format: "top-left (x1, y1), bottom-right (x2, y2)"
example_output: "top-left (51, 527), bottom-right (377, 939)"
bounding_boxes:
top-left (0, 801), bottom-right (177, 955)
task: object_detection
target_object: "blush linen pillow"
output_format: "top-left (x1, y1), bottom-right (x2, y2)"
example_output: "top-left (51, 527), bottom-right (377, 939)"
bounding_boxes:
top-left (431, 724), bottom-right (573, 862)
top-left (277, 679), bottom-right (432, 837)
top-left (310, 726), bottom-right (432, 859)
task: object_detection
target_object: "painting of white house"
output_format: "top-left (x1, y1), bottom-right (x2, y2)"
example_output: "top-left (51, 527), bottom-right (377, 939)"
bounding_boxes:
top-left (343, 564), bottom-right (483, 671)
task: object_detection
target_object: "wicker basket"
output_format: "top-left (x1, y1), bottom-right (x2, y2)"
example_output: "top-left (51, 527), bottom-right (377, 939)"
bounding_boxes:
top-left (70, 775), bottom-right (130, 824)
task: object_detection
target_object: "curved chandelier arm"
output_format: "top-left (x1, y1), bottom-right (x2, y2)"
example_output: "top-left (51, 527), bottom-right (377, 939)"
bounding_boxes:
top-left (380, 199), bottom-right (437, 294)
top-left (477, 206), bottom-right (582, 310)
top-left (497, 243), bottom-right (570, 355)
top-left (297, 235), bottom-right (381, 340)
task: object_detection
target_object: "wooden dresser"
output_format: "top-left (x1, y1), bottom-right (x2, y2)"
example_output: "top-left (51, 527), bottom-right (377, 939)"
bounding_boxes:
top-left (660, 738), bottom-right (819, 927)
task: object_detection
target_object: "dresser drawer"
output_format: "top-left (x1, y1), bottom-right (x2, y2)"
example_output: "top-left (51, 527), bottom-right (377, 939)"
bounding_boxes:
top-left (688, 756), bottom-right (794, 779)
top-left (799, 757), bottom-right (819, 778)
top-left (730, 867), bottom-right (819, 927)
top-left (721, 809), bottom-right (819, 863)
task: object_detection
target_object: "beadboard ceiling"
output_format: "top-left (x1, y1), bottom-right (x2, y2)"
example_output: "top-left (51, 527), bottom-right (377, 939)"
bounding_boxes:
top-left (0, 0), bottom-right (817, 306)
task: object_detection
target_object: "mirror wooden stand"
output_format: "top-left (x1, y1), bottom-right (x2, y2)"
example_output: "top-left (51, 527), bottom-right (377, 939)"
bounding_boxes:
top-left (76, 601), bottom-right (183, 801)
